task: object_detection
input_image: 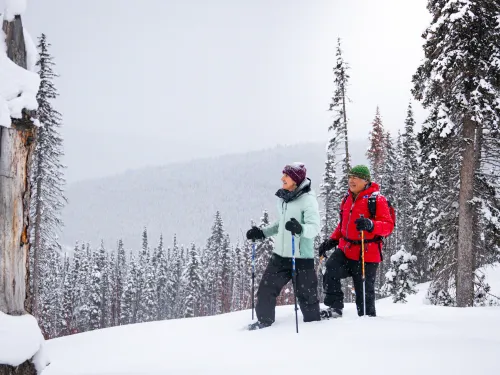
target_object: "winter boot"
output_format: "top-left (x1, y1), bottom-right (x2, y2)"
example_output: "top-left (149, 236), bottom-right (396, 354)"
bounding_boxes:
top-left (320, 307), bottom-right (342, 320)
top-left (247, 321), bottom-right (272, 330)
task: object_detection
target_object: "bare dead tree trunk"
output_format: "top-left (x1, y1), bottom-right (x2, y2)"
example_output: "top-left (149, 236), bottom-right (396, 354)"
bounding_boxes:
top-left (456, 115), bottom-right (476, 307)
top-left (0, 15), bottom-right (39, 375)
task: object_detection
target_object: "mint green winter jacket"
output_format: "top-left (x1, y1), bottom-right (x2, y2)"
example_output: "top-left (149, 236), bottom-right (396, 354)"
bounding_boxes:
top-left (262, 179), bottom-right (320, 259)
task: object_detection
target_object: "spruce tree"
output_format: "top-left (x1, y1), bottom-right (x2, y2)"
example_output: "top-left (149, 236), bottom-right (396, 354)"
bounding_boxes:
top-left (116, 239), bottom-right (126, 324)
top-left (231, 242), bottom-right (244, 311)
top-left (166, 236), bottom-right (182, 318)
top-left (321, 38), bottom-right (351, 241)
top-left (181, 244), bottom-right (203, 318)
top-left (412, 0), bottom-right (500, 307)
top-left (399, 102), bottom-right (420, 262)
top-left (121, 252), bottom-right (139, 325)
top-left (218, 234), bottom-right (232, 314)
top-left (382, 246), bottom-right (418, 303)
top-left (416, 106), bottom-right (460, 304)
top-left (74, 242), bottom-right (90, 332)
top-left (155, 235), bottom-right (169, 320)
top-left (137, 256), bottom-right (159, 323)
top-left (366, 107), bottom-right (385, 183)
top-left (376, 131), bottom-right (398, 295)
top-left (30, 33), bottom-right (66, 318)
top-left (88, 255), bottom-right (103, 331)
top-left (38, 243), bottom-right (63, 338)
top-left (204, 212), bottom-right (226, 315)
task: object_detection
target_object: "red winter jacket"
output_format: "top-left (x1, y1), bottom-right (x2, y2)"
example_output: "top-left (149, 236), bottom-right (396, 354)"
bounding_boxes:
top-left (330, 182), bottom-right (394, 263)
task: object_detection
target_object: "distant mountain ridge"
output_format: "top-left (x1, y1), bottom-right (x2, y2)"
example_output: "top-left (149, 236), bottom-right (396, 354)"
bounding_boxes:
top-left (61, 141), bottom-right (368, 251)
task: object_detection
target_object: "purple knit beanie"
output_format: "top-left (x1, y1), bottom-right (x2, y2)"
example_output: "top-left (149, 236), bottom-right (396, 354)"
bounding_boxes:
top-left (283, 162), bottom-right (307, 185)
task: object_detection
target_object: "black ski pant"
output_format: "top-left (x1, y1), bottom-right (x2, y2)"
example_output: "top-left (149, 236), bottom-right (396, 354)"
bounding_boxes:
top-left (256, 253), bottom-right (321, 325)
top-left (323, 248), bottom-right (378, 316)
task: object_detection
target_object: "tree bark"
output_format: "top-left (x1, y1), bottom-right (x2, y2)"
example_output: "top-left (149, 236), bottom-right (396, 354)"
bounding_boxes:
top-left (0, 126), bottom-right (35, 314)
top-left (0, 361), bottom-right (36, 375)
top-left (456, 115), bottom-right (476, 307)
top-left (0, 15), bottom-right (39, 375)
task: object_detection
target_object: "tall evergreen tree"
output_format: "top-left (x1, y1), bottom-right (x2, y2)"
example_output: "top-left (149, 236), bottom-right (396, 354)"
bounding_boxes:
top-left (137, 256), bottom-right (159, 323)
top-left (231, 241), bottom-right (245, 311)
top-left (121, 252), bottom-right (139, 325)
top-left (61, 254), bottom-right (76, 335)
top-left (367, 107), bottom-right (386, 183)
top-left (412, 0), bottom-right (500, 306)
top-left (321, 38), bottom-right (351, 240)
top-left (38, 243), bottom-right (63, 338)
top-left (399, 102), bottom-right (420, 259)
top-left (74, 242), bottom-right (90, 332)
top-left (108, 250), bottom-right (119, 327)
top-left (329, 37), bottom-right (351, 179)
top-left (155, 235), bottom-right (169, 320)
top-left (30, 33), bottom-right (66, 318)
top-left (204, 212), bottom-right (226, 315)
top-left (219, 234), bottom-right (232, 314)
top-left (88, 256), bottom-right (103, 331)
top-left (181, 244), bottom-right (203, 318)
top-left (166, 236), bottom-right (182, 319)
top-left (116, 239), bottom-right (126, 324)
top-left (376, 131), bottom-right (399, 295)
top-left (416, 106), bottom-right (460, 304)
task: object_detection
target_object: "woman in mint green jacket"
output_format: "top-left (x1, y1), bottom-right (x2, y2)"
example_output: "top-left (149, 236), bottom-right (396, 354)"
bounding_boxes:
top-left (246, 162), bottom-right (321, 330)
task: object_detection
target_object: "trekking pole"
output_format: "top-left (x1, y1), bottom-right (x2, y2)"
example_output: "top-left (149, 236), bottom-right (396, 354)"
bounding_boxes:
top-left (360, 214), bottom-right (366, 317)
top-left (291, 233), bottom-right (299, 333)
top-left (252, 239), bottom-right (256, 320)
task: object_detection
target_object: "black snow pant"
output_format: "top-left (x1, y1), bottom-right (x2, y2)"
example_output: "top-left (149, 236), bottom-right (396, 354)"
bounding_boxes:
top-left (323, 248), bottom-right (379, 316)
top-left (256, 253), bottom-right (321, 325)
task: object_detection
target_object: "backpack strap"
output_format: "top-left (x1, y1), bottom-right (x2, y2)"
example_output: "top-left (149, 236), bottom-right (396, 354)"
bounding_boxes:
top-left (367, 192), bottom-right (379, 219)
top-left (367, 192), bottom-right (385, 261)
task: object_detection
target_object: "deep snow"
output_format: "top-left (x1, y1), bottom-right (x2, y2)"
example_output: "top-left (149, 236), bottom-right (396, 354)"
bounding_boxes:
top-left (41, 264), bottom-right (500, 375)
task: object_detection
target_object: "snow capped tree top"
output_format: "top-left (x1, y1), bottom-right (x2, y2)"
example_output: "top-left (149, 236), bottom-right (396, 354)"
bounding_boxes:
top-left (3, 0), bottom-right (27, 21)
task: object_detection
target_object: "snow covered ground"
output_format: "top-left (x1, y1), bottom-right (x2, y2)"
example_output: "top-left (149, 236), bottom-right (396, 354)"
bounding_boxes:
top-left (42, 264), bottom-right (500, 375)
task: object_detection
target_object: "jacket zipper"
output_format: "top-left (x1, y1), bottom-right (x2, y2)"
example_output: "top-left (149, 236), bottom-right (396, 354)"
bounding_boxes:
top-left (283, 202), bottom-right (287, 257)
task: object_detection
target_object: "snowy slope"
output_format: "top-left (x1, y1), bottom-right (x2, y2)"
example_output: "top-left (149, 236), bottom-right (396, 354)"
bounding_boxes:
top-left (42, 265), bottom-right (500, 375)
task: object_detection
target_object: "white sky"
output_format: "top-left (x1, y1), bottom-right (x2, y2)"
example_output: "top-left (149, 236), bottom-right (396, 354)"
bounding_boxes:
top-left (3, 0), bottom-right (431, 182)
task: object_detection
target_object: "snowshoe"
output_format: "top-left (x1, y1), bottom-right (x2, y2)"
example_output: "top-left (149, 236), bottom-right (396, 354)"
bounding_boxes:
top-left (247, 321), bottom-right (272, 330)
top-left (320, 307), bottom-right (342, 320)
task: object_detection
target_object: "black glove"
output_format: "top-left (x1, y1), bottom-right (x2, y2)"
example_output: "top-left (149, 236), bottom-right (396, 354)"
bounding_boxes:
top-left (318, 238), bottom-right (339, 258)
top-left (355, 217), bottom-right (374, 232)
top-left (246, 226), bottom-right (265, 241)
top-left (285, 218), bottom-right (302, 235)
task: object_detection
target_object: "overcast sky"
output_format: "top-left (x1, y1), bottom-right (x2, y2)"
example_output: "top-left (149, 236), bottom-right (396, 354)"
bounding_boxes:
top-left (6, 0), bottom-right (431, 182)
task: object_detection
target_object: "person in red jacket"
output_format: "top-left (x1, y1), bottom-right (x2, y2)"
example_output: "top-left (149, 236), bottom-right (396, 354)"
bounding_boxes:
top-left (318, 165), bottom-right (394, 318)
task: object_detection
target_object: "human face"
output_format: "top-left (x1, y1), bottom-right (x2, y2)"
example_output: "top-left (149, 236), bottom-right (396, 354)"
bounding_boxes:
top-left (281, 174), bottom-right (297, 191)
top-left (348, 175), bottom-right (368, 195)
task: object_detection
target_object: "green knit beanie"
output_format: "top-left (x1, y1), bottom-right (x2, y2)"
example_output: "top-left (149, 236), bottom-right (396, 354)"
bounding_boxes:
top-left (348, 165), bottom-right (371, 181)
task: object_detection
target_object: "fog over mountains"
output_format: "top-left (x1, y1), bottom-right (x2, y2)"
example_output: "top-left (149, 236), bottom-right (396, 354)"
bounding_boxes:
top-left (61, 140), bottom-right (368, 251)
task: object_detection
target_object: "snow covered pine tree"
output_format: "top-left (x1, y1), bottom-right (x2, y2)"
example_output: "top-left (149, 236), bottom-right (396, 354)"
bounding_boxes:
top-left (382, 246), bottom-right (418, 303)
top-left (412, 0), bottom-right (500, 307)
